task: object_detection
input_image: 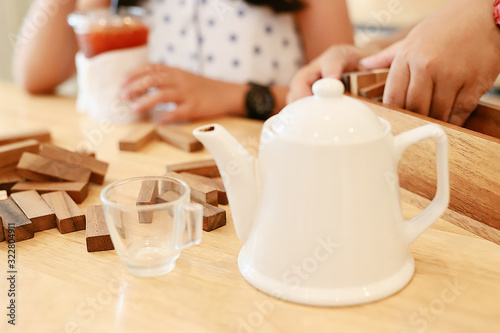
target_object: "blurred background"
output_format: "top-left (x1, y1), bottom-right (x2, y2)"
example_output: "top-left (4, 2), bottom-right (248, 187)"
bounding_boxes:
top-left (0, 0), bottom-right (456, 82)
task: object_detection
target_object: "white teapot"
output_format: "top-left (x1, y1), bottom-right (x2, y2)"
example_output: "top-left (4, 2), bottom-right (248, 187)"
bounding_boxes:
top-left (193, 79), bottom-right (449, 306)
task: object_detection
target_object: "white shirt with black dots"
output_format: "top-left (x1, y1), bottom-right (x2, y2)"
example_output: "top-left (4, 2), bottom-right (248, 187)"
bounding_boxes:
top-left (148, 0), bottom-right (305, 86)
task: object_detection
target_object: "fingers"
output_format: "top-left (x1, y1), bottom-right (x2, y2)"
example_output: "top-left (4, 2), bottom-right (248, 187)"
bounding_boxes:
top-left (448, 86), bottom-right (482, 126)
top-left (428, 82), bottom-right (460, 122)
top-left (287, 64), bottom-right (321, 103)
top-left (382, 56), bottom-right (410, 109)
top-left (359, 42), bottom-right (400, 70)
top-left (154, 104), bottom-right (191, 123)
top-left (320, 46), bottom-right (361, 79)
top-left (122, 64), bottom-right (166, 86)
top-left (130, 88), bottom-right (182, 115)
top-left (121, 64), bottom-right (175, 100)
top-left (405, 71), bottom-right (433, 116)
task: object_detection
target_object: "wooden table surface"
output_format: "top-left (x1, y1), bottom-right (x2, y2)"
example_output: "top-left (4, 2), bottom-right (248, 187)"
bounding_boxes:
top-left (0, 82), bottom-right (499, 333)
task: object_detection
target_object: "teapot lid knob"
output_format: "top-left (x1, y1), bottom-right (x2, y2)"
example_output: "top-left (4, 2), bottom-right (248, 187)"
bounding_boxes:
top-left (312, 78), bottom-right (344, 98)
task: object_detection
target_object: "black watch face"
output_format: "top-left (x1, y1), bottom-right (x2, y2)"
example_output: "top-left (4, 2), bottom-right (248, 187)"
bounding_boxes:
top-left (253, 94), bottom-right (270, 115)
top-left (247, 84), bottom-right (274, 119)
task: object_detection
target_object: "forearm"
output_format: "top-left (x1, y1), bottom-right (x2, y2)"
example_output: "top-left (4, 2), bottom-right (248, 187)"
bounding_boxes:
top-left (13, 0), bottom-right (110, 94)
top-left (295, 0), bottom-right (354, 61)
top-left (13, 0), bottom-right (78, 93)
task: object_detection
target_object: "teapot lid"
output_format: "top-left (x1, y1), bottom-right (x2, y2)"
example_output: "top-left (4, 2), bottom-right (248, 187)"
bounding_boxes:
top-left (272, 78), bottom-right (384, 144)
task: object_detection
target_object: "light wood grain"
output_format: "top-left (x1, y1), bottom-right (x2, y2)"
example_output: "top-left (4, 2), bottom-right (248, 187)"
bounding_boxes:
top-left (11, 181), bottom-right (89, 203)
top-left (166, 159), bottom-right (220, 177)
top-left (0, 128), bottom-right (50, 145)
top-left (17, 152), bottom-right (92, 183)
top-left (0, 82), bottom-right (499, 333)
top-left (136, 179), bottom-right (158, 223)
top-left (0, 165), bottom-right (22, 192)
top-left (118, 124), bottom-right (157, 152)
top-left (0, 139), bottom-right (39, 168)
top-left (0, 197), bottom-right (34, 242)
top-left (10, 190), bottom-right (56, 232)
top-left (41, 191), bottom-right (86, 234)
top-left (39, 143), bottom-right (109, 184)
top-left (165, 171), bottom-right (218, 206)
top-left (180, 172), bottom-right (228, 205)
top-left (85, 204), bottom-right (114, 252)
top-left (0, 216), bottom-right (3, 242)
top-left (157, 125), bottom-right (204, 152)
top-left (464, 101), bottom-right (500, 139)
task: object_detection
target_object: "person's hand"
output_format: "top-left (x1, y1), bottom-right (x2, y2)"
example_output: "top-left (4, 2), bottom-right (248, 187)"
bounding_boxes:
top-left (121, 64), bottom-right (245, 123)
top-left (360, 0), bottom-right (500, 126)
top-left (287, 45), bottom-right (375, 103)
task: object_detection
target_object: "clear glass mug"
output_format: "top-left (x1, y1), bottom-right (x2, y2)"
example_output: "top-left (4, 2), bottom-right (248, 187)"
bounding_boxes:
top-left (100, 176), bottom-right (203, 277)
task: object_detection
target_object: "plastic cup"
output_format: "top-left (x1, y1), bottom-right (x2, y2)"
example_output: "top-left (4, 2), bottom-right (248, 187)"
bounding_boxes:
top-left (100, 176), bottom-right (203, 277)
top-left (68, 7), bottom-right (149, 58)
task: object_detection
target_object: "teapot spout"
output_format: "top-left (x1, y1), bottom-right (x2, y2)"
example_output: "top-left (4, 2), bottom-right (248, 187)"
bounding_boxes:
top-left (193, 124), bottom-right (258, 244)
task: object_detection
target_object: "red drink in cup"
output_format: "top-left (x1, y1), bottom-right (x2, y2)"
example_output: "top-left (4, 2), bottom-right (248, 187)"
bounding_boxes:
top-left (68, 7), bottom-right (148, 58)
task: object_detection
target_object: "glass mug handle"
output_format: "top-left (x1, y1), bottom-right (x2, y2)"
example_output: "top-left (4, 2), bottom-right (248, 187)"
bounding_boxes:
top-left (174, 202), bottom-right (203, 250)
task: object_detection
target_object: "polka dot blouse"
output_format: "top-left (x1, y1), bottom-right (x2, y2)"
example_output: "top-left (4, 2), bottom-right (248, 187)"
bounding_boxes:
top-left (148, 0), bottom-right (305, 86)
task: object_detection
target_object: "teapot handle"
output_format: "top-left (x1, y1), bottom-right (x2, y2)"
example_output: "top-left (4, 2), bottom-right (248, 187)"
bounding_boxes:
top-left (394, 124), bottom-right (450, 245)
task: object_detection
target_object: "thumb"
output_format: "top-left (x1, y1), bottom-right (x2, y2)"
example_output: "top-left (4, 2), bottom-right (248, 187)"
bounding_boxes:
top-left (359, 42), bottom-right (400, 70)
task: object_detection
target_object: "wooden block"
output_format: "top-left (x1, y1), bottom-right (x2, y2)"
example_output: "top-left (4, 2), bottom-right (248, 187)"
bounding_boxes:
top-left (359, 81), bottom-right (386, 99)
top-left (11, 181), bottom-right (88, 203)
top-left (0, 165), bottom-right (22, 193)
top-left (157, 126), bottom-right (203, 152)
top-left (136, 180), bottom-right (158, 223)
top-left (16, 152), bottom-right (91, 183)
top-left (372, 68), bottom-right (390, 83)
top-left (341, 73), bottom-right (351, 92)
top-left (0, 128), bottom-right (51, 146)
top-left (0, 139), bottom-right (39, 169)
top-left (157, 190), bottom-right (226, 231)
top-left (0, 217), bottom-right (4, 242)
top-left (119, 124), bottom-right (157, 151)
top-left (197, 199), bottom-right (226, 231)
top-left (166, 159), bottom-right (220, 177)
top-left (0, 192), bottom-right (6, 242)
top-left (463, 101), bottom-right (500, 140)
top-left (344, 69), bottom-right (389, 95)
top-left (39, 143), bottom-right (108, 184)
top-left (76, 148), bottom-right (95, 158)
top-left (0, 198), bottom-right (34, 242)
top-left (156, 190), bottom-right (181, 203)
top-left (180, 172), bottom-right (227, 205)
top-left (41, 191), bottom-right (85, 234)
top-left (86, 205), bottom-right (114, 252)
top-left (165, 171), bottom-right (218, 206)
top-left (11, 190), bottom-right (56, 232)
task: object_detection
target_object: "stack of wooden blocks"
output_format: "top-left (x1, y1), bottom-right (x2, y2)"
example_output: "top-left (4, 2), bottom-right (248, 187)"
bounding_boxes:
top-left (164, 160), bottom-right (227, 232)
top-left (341, 68), bottom-right (389, 101)
top-left (0, 128), bottom-right (109, 252)
top-left (118, 124), bottom-right (228, 231)
top-left (0, 125), bottom-right (228, 254)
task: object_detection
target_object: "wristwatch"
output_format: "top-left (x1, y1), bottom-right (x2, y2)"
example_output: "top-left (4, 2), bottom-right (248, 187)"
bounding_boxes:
top-left (245, 83), bottom-right (275, 120)
top-left (494, 0), bottom-right (500, 27)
